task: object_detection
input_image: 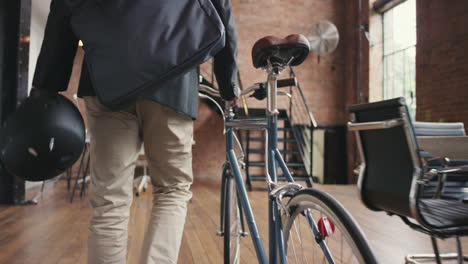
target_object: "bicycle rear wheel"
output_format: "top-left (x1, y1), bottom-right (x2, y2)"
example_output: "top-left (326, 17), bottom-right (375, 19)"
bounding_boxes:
top-left (224, 175), bottom-right (242, 264)
top-left (281, 188), bottom-right (377, 264)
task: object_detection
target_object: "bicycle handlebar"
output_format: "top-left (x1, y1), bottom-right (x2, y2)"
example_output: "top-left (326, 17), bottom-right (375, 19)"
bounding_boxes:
top-left (199, 85), bottom-right (221, 97)
top-left (199, 77), bottom-right (297, 99)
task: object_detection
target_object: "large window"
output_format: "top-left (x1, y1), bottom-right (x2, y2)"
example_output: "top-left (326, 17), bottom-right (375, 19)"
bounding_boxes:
top-left (383, 0), bottom-right (416, 117)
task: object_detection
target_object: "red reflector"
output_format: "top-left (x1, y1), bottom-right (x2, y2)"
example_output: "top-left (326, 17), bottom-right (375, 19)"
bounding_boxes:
top-left (318, 216), bottom-right (335, 237)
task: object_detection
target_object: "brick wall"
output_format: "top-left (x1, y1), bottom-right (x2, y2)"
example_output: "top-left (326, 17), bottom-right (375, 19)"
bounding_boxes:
top-left (194, 0), bottom-right (365, 180)
top-left (232, 0), bottom-right (348, 125)
top-left (416, 0), bottom-right (468, 131)
top-left (61, 1), bottom-right (363, 181)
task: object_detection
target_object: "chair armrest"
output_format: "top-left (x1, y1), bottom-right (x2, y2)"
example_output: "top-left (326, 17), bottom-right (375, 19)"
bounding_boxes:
top-left (348, 118), bottom-right (404, 131)
top-left (430, 167), bottom-right (465, 174)
top-left (421, 165), bottom-right (468, 199)
top-left (423, 164), bottom-right (468, 180)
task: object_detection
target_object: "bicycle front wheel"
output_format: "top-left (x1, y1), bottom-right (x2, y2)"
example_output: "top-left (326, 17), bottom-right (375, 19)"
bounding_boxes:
top-left (281, 188), bottom-right (377, 264)
top-left (224, 175), bottom-right (242, 264)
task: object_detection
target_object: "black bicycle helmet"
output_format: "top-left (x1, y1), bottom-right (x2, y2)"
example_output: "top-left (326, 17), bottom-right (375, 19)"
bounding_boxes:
top-left (0, 93), bottom-right (86, 181)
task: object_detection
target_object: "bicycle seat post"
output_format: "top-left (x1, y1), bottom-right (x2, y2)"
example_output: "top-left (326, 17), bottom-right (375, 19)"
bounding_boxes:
top-left (261, 60), bottom-right (289, 186)
top-left (266, 62), bottom-right (282, 117)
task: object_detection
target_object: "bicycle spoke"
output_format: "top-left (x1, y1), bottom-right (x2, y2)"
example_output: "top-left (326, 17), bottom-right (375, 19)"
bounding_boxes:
top-left (290, 221), bottom-right (300, 263)
top-left (299, 216), bottom-right (310, 264)
top-left (297, 216), bottom-right (307, 263)
top-left (224, 177), bottom-right (242, 264)
top-left (341, 232), bottom-right (343, 262)
top-left (282, 189), bottom-right (376, 264)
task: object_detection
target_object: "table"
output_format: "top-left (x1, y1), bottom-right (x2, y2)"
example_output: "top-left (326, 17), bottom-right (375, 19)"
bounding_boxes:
top-left (417, 136), bottom-right (468, 159)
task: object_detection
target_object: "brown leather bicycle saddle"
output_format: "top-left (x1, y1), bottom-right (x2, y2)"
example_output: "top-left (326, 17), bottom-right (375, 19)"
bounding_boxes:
top-left (252, 34), bottom-right (310, 69)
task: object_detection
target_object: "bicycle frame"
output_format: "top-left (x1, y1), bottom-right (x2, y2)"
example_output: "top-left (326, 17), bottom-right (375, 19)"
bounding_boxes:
top-left (211, 59), bottom-right (340, 263)
top-left (222, 67), bottom-right (301, 264)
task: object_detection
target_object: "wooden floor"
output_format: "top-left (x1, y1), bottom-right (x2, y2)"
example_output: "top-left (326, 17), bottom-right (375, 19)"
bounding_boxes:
top-left (0, 179), bottom-right (467, 264)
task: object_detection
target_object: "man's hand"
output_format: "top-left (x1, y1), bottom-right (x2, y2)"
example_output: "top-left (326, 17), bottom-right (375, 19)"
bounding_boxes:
top-left (228, 98), bottom-right (238, 108)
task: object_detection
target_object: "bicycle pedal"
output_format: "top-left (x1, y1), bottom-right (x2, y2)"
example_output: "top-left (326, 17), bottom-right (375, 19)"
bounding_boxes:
top-left (241, 232), bottom-right (249, 237)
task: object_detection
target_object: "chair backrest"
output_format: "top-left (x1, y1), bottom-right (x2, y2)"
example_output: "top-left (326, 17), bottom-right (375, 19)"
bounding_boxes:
top-left (413, 121), bottom-right (466, 137)
top-left (348, 98), bottom-right (422, 218)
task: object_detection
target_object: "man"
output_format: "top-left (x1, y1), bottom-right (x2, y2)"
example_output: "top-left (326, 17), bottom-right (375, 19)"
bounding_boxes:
top-left (32, 0), bottom-right (238, 263)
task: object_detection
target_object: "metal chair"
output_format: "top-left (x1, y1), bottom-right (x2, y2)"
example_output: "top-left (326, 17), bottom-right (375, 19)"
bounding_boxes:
top-left (348, 97), bottom-right (468, 264)
top-left (134, 147), bottom-right (150, 196)
top-left (69, 135), bottom-right (91, 203)
top-left (69, 95), bottom-right (91, 203)
top-left (413, 121), bottom-right (468, 201)
top-left (413, 121), bottom-right (466, 137)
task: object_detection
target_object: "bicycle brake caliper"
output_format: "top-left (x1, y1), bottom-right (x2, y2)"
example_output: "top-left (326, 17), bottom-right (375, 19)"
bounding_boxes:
top-left (269, 183), bottom-right (304, 216)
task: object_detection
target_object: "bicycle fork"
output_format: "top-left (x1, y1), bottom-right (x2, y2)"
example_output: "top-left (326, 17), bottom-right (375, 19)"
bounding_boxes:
top-left (217, 162), bottom-right (248, 237)
top-left (269, 183), bottom-right (337, 264)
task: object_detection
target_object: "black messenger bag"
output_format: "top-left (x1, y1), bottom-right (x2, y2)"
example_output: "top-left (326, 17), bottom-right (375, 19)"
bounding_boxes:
top-left (68, 0), bottom-right (225, 109)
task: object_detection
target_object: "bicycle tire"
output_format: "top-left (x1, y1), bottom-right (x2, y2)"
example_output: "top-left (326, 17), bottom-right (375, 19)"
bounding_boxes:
top-left (224, 175), bottom-right (242, 264)
top-left (281, 188), bottom-right (378, 264)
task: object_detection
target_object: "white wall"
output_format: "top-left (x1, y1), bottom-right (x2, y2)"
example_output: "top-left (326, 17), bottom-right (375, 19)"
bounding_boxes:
top-left (368, 0), bottom-right (384, 102)
top-left (28, 0), bottom-right (51, 92)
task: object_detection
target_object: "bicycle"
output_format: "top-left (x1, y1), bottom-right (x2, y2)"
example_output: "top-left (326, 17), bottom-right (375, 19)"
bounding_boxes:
top-left (199, 34), bottom-right (378, 264)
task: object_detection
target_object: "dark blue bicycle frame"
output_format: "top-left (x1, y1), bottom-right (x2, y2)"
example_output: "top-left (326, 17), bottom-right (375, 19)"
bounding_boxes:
top-left (221, 71), bottom-right (335, 264)
top-left (222, 72), bottom-right (297, 264)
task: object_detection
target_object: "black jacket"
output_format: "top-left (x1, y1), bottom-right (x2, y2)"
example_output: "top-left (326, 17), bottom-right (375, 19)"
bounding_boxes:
top-left (33, 0), bottom-right (239, 119)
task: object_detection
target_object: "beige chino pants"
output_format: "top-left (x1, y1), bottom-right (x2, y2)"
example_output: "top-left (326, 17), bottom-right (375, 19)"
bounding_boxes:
top-left (84, 97), bottom-right (193, 264)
